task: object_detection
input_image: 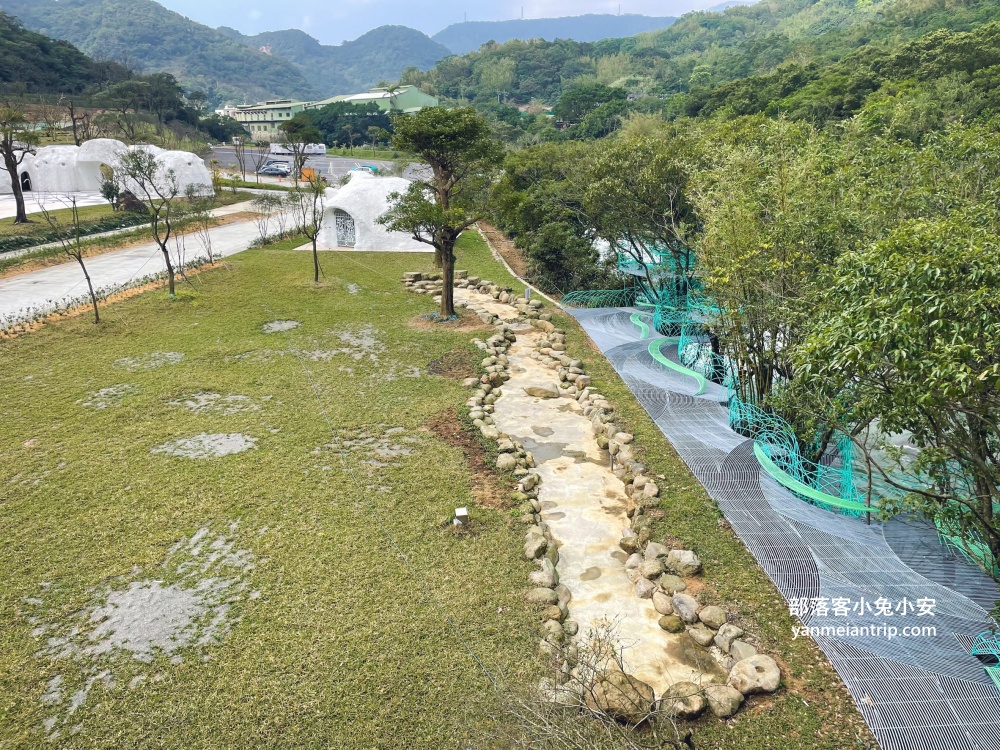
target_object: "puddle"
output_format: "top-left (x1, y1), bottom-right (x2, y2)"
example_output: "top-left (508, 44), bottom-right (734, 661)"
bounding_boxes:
top-left (517, 436), bottom-right (568, 464)
top-left (531, 426), bottom-right (555, 437)
top-left (580, 567), bottom-right (603, 581)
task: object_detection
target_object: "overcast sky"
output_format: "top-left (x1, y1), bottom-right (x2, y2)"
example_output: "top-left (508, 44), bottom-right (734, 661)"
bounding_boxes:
top-left (155, 0), bottom-right (722, 45)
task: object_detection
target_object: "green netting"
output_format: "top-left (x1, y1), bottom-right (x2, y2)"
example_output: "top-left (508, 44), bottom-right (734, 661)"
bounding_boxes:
top-left (562, 288), bottom-right (637, 308)
top-left (648, 339), bottom-right (707, 395)
top-left (972, 632), bottom-right (1000, 688)
top-left (754, 442), bottom-right (872, 515)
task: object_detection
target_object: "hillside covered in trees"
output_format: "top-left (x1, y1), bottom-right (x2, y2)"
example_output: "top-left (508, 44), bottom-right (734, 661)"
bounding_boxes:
top-left (432, 14), bottom-right (678, 55)
top-left (0, 12), bottom-right (130, 94)
top-left (0, 0), bottom-right (315, 104)
top-left (216, 25), bottom-right (451, 97)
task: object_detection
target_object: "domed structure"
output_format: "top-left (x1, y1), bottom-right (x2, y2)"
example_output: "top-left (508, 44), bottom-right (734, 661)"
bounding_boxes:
top-left (0, 139), bottom-right (213, 197)
top-left (319, 171), bottom-right (428, 253)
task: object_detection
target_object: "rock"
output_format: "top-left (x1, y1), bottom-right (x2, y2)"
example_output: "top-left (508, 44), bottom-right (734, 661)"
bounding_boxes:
top-left (563, 619), bottom-right (579, 636)
top-left (672, 594), bottom-right (700, 623)
top-left (480, 425), bottom-right (500, 441)
top-left (658, 615), bottom-right (685, 633)
top-left (652, 591), bottom-right (673, 615)
top-left (657, 574), bottom-right (687, 594)
top-left (618, 534), bottom-right (640, 555)
top-left (524, 385), bottom-right (560, 399)
top-left (687, 624), bottom-right (716, 647)
top-left (496, 453), bottom-right (517, 472)
top-left (554, 584), bottom-right (572, 605)
top-left (576, 375), bottom-right (592, 389)
top-left (497, 439), bottom-right (515, 453)
top-left (704, 684), bottom-right (744, 718)
top-left (526, 587), bottom-right (559, 606)
top-left (522, 473), bottom-right (540, 491)
top-left (714, 623), bottom-right (745, 653)
top-left (666, 550), bottom-right (702, 577)
top-left (729, 655), bottom-right (781, 695)
top-left (730, 640), bottom-right (757, 662)
top-left (584, 671), bottom-right (655, 725)
top-left (642, 482), bottom-right (659, 498)
top-left (644, 542), bottom-right (670, 560)
top-left (529, 568), bottom-right (557, 588)
top-left (624, 553), bottom-right (643, 570)
top-left (540, 605), bottom-right (563, 622)
top-left (541, 620), bottom-right (565, 644)
top-left (462, 377), bottom-right (479, 388)
top-left (638, 559), bottom-right (666, 579)
top-left (524, 535), bottom-right (547, 560)
top-left (632, 475), bottom-right (648, 491)
top-left (699, 605), bottom-right (727, 630)
top-left (614, 432), bottom-right (634, 445)
top-left (634, 578), bottom-right (657, 599)
top-left (660, 681), bottom-right (705, 719)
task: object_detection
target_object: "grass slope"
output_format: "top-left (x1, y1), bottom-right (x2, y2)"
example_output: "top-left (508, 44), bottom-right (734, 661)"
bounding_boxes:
top-left (0, 231), bottom-right (871, 748)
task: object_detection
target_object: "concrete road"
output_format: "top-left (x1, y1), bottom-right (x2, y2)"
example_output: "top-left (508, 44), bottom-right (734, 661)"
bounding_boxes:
top-left (0, 211), bottom-right (269, 327)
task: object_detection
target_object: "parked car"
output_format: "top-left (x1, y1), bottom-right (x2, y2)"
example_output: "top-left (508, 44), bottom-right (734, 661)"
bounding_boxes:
top-left (350, 165), bottom-right (379, 174)
top-left (257, 164), bottom-right (291, 176)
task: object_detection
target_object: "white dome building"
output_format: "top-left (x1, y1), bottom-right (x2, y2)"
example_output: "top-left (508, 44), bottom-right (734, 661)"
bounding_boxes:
top-left (0, 139), bottom-right (213, 197)
top-left (319, 171), bottom-right (429, 253)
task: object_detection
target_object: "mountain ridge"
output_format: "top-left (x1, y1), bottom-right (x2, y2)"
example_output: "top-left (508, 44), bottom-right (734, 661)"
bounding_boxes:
top-left (432, 13), bottom-right (678, 54)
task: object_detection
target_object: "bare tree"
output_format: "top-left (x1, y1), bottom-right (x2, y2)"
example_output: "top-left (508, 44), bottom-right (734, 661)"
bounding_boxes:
top-left (0, 106), bottom-right (39, 224)
top-left (38, 197), bottom-right (100, 323)
top-left (251, 193), bottom-right (282, 242)
top-left (38, 100), bottom-right (64, 141)
top-left (249, 140), bottom-right (270, 184)
top-left (185, 185), bottom-right (217, 264)
top-left (287, 176), bottom-right (327, 282)
top-left (67, 100), bottom-right (92, 146)
top-left (114, 149), bottom-right (186, 296)
top-left (342, 124), bottom-right (358, 154)
top-left (233, 135), bottom-right (248, 181)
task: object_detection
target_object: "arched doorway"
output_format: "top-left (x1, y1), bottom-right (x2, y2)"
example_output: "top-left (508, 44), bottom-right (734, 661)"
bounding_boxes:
top-left (334, 209), bottom-right (356, 247)
top-left (20, 172), bottom-right (31, 192)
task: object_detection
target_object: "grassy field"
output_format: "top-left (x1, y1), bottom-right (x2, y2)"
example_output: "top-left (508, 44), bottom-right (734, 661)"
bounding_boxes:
top-left (0, 204), bottom-right (116, 238)
top-left (0, 230), bottom-right (873, 749)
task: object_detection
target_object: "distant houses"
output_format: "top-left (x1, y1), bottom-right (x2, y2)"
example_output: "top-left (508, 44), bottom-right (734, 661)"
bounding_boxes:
top-left (221, 86), bottom-right (439, 141)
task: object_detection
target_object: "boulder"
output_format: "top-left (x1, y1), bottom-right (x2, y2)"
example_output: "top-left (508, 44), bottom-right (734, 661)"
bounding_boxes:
top-left (563, 619), bottom-right (579, 636)
top-left (714, 623), bottom-right (744, 653)
top-left (540, 605), bottom-right (563, 622)
top-left (480, 425), bottom-right (500, 441)
top-left (657, 574), bottom-right (687, 594)
top-left (624, 553), bottom-right (643, 570)
top-left (524, 535), bottom-right (547, 560)
top-left (660, 681), bottom-right (705, 719)
top-left (658, 615), bottom-right (685, 633)
top-left (687, 624), bottom-right (716, 647)
top-left (618, 534), bottom-right (640, 555)
top-left (526, 587), bottom-right (559, 606)
top-left (728, 655), bottom-right (781, 695)
top-left (529, 568), bottom-right (557, 588)
top-left (634, 578), bottom-right (657, 599)
top-left (652, 591), bottom-right (673, 616)
top-left (638, 559), bottom-right (666, 580)
top-left (585, 671), bottom-right (655, 725)
top-left (524, 385), bottom-right (560, 399)
top-left (666, 550), bottom-right (702, 577)
top-left (730, 640), bottom-right (757, 662)
top-left (704, 684), bottom-right (744, 718)
top-left (672, 594), bottom-right (700, 623)
top-left (699, 605), bottom-right (727, 630)
top-left (496, 453), bottom-right (518, 472)
top-left (643, 541), bottom-right (670, 560)
top-left (497, 439), bottom-right (516, 453)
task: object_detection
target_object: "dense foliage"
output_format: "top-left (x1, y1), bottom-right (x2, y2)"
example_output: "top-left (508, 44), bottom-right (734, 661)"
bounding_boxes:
top-left (432, 14), bottom-right (677, 55)
top-left (0, 13), bottom-right (129, 94)
top-left (3, 0), bottom-right (315, 104)
top-left (297, 102), bottom-right (393, 149)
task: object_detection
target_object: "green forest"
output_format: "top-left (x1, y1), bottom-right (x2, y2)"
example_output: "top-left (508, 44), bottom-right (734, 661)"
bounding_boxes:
top-left (457, 0), bottom-right (1000, 590)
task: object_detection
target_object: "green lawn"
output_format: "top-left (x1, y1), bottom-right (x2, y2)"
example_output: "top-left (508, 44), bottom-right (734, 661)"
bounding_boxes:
top-left (0, 204), bottom-right (115, 238)
top-left (0, 230), bottom-right (872, 749)
top-left (0, 235), bottom-right (536, 748)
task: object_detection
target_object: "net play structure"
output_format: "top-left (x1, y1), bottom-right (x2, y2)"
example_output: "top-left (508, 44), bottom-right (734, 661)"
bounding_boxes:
top-left (563, 243), bottom-right (1000, 749)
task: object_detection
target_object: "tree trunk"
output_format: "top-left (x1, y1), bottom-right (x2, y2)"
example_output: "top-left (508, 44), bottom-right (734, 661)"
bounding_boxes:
top-left (161, 247), bottom-right (176, 296)
top-left (4, 151), bottom-right (28, 224)
top-left (76, 256), bottom-right (100, 323)
top-left (433, 245), bottom-right (443, 268)
top-left (313, 237), bottom-right (320, 283)
top-left (440, 240), bottom-right (456, 317)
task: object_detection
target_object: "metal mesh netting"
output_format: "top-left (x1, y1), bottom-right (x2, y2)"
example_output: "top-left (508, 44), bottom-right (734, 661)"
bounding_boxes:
top-left (570, 306), bottom-right (1000, 750)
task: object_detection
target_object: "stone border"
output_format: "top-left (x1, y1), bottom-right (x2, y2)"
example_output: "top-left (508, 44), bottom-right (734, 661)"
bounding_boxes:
top-left (402, 271), bottom-right (781, 723)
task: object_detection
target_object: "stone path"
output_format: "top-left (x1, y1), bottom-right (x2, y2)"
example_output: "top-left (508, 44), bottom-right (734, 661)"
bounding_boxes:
top-left (458, 289), bottom-right (725, 698)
